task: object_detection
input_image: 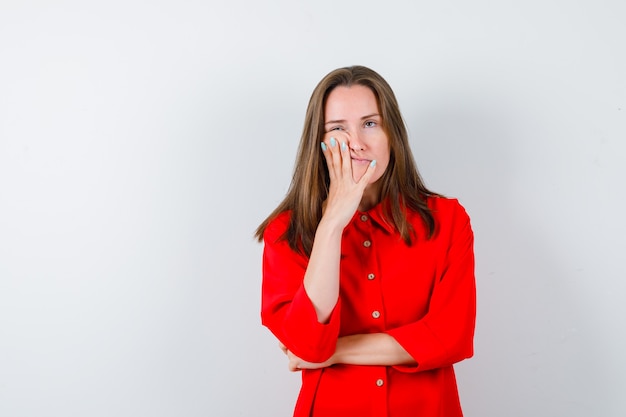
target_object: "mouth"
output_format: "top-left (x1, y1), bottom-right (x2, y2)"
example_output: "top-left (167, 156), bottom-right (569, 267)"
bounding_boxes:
top-left (351, 157), bottom-right (371, 164)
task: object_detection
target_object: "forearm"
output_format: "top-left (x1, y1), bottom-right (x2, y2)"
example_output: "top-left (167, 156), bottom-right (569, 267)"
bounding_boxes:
top-left (303, 218), bottom-right (344, 323)
top-left (282, 333), bottom-right (416, 371)
top-left (332, 333), bottom-right (417, 366)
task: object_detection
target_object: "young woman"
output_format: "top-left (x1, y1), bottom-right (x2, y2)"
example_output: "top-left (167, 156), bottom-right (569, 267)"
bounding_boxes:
top-left (256, 66), bottom-right (476, 417)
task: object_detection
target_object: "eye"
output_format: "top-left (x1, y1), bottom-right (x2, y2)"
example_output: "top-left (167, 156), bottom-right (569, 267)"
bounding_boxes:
top-left (329, 126), bottom-right (343, 131)
top-left (364, 120), bottom-right (377, 128)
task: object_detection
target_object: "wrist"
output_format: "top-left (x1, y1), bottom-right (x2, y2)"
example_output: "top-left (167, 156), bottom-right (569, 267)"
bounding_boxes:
top-left (316, 217), bottom-right (346, 238)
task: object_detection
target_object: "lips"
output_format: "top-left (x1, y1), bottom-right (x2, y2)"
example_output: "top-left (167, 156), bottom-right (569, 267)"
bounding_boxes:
top-left (351, 157), bottom-right (371, 164)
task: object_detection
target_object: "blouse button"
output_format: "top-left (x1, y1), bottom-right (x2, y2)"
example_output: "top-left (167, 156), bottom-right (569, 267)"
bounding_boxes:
top-left (367, 273), bottom-right (375, 280)
top-left (372, 310), bottom-right (381, 319)
top-left (363, 240), bottom-right (371, 248)
top-left (360, 214), bottom-right (368, 221)
top-left (376, 379), bottom-right (384, 387)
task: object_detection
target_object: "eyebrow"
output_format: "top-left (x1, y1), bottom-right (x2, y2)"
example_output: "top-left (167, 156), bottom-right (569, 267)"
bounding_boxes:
top-left (324, 113), bottom-right (381, 125)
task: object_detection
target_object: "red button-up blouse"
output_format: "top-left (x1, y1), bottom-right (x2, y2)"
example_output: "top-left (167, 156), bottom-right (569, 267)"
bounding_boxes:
top-left (261, 196), bottom-right (476, 417)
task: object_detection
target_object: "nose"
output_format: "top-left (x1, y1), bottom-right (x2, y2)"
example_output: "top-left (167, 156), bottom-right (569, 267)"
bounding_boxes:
top-left (347, 131), bottom-right (364, 151)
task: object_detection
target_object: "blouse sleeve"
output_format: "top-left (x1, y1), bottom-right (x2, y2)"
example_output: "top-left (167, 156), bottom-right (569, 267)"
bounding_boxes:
top-left (260, 213), bottom-right (342, 363)
top-left (386, 201), bottom-right (476, 372)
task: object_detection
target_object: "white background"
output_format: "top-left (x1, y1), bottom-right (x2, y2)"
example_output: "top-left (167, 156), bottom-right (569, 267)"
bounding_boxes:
top-left (1, 1), bottom-right (625, 416)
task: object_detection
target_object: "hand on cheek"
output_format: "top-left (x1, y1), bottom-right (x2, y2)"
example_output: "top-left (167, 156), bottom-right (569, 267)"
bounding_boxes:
top-left (319, 134), bottom-right (377, 229)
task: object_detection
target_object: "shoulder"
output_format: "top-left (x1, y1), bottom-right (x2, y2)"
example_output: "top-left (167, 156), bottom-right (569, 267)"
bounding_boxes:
top-left (263, 210), bottom-right (292, 243)
top-left (413, 195), bottom-right (472, 240)
top-left (426, 195), bottom-right (470, 221)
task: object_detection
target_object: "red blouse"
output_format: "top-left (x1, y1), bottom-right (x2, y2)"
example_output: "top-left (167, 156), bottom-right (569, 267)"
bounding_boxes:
top-left (261, 196), bottom-right (476, 417)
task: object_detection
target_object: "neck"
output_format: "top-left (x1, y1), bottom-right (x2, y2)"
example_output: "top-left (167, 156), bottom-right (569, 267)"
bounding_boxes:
top-left (358, 183), bottom-right (381, 212)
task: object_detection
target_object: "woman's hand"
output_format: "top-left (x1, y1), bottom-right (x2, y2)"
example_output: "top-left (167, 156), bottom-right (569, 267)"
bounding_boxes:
top-left (320, 133), bottom-right (377, 230)
top-left (279, 342), bottom-right (334, 372)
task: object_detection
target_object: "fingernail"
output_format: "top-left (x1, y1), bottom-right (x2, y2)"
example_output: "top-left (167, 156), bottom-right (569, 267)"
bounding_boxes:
top-left (330, 137), bottom-right (336, 147)
top-left (341, 141), bottom-right (347, 150)
top-left (370, 160), bottom-right (377, 167)
top-left (321, 142), bottom-right (327, 151)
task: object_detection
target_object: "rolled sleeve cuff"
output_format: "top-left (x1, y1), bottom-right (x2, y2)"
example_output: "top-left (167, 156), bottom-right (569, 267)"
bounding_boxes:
top-left (283, 285), bottom-right (342, 363)
top-left (386, 321), bottom-right (448, 373)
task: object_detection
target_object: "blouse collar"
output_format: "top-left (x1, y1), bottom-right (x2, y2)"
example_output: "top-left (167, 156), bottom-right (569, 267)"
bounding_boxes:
top-left (356, 199), bottom-right (396, 235)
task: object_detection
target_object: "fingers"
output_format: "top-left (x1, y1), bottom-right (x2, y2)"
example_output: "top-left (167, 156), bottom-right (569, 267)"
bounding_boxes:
top-left (320, 138), bottom-right (336, 181)
top-left (279, 343), bottom-right (302, 371)
top-left (327, 136), bottom-right (343, 177)
top-left (321, 133), bottom-right (351, 181)
top-left (356, 159), bottom-right (378, 189)
top-left (339, 139), bottom-right (352, 177)
top-left (288, 360), bottom-right (301, 372)
top-left (286, 350), bottom-right (302, 372)
top-left (281, 347), bottom-right (328, 372)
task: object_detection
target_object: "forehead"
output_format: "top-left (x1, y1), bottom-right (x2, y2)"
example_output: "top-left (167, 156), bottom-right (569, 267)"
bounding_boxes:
top-left (324, 85), bottom-right (380, 120)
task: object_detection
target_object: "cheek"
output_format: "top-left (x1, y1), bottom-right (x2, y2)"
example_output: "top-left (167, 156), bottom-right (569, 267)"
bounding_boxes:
top-left (370, 164), bottom-right (387, 183)
top-left (371, 154), bottom-right (390, 182)
top-left (350, 161), bottom-right (368, 182)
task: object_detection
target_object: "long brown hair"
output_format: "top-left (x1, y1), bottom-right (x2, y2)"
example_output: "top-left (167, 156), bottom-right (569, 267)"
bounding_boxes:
top-left (255, 65), bottom-right (437, 256)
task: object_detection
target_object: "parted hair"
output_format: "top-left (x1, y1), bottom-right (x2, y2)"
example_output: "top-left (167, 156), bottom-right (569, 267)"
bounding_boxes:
top-left (255, 65), bottom-right (437, 256)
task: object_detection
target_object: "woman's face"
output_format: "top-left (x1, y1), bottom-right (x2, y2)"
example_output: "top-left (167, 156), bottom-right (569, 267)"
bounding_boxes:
top-left (323, 85), bottom-right (390, 186)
